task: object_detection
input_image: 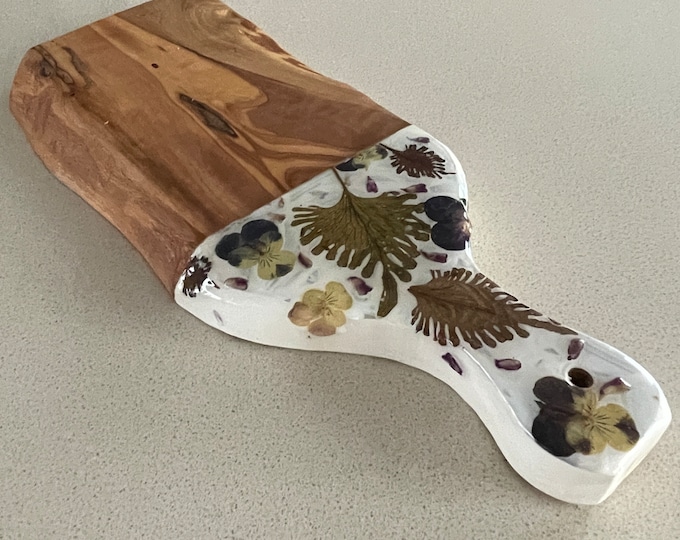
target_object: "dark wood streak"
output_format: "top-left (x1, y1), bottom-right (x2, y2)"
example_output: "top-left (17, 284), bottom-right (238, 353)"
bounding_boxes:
top-left (63, 46), bottom-right (93, 87)
top-left (179, 93), bottom-right (238, 137)
top-left (35, 46), bottom-right (74, 86)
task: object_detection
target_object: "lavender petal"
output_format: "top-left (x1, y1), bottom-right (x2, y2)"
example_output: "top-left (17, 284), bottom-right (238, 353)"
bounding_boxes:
top-left (600, 377), bottom-right (632, 397)
top-left (567, 338), bottom-right (585, 360)
top-left (495, 358), bottom-right (522, 371)
top-left (366, 176), bottom-right (378, 193)
top-left (225, 277), bottom-right (248, 290)
top-left (348, 276), bottom-right (373, 296)
top-left (298, 253), bottom-right (313, 268)
top-left (442, 352), bottom-right (463, 375)
top-left (267, 212), bottom-right (286, 222)
top-left (402, 183), bottom-right (427, 194)
top-left (420, 250), bottom-right (448, 263)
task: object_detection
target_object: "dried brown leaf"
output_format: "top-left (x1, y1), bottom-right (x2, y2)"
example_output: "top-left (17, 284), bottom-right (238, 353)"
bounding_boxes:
top-left (408, 269), bottom-right (576, 349)
top-left (292, 172), bottom-right (429, 316)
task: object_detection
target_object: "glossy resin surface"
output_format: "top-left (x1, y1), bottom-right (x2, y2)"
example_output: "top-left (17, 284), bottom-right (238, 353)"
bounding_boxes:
top-left (176, 125), bottom-right (670, 504)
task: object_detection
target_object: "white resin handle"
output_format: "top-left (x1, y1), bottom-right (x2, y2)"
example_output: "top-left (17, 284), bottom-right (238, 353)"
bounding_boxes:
top-left (175, 125), bottom-right (671, 504)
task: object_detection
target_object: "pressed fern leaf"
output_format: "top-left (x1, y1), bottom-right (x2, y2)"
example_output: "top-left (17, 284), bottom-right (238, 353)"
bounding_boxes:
top-left (292, 172), bottom-right (429, 316)
top-left (408, 268), bottom-right (576, 349)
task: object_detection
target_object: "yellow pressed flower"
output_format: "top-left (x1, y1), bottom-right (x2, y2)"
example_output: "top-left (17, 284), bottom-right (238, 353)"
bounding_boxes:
top-left (288, 282), bottom-right (353, 336)
top-left (565, 392), bottom-right (640, 455)
top-left (532, 376), bottom-right (640, 457)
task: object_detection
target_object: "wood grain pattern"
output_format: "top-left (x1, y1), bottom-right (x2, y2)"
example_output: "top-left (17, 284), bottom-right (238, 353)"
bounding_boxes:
top-left (10, 0), bottom-right (408, 293)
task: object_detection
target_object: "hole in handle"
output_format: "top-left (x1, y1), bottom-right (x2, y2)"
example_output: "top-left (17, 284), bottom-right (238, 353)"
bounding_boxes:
top-left (568, 368), bottom-right (594, 388)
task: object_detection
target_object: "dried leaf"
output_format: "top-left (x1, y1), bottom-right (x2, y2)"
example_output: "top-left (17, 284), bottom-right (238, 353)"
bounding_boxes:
top-left (293, 171), bottom-right (430, 316)
top-left (409, 269), bottom-right (576, 349)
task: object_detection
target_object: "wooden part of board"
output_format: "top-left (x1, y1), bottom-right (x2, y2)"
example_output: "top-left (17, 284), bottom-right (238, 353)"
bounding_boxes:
top-left (9, 0), bottom-right (408, 293)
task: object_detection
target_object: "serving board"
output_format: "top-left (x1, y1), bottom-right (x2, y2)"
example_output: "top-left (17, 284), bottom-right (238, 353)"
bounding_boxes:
top-left (10, 0), bottom-right (670, 504)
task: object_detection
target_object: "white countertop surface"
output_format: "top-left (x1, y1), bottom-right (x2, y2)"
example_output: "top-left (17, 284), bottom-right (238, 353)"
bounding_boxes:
top-left (2, 1), bottom-right (679, 537)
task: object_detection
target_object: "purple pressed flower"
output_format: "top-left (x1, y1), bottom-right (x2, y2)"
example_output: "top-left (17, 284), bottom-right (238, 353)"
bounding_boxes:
top-left (420, 250), bottom-right (448, 263)
top-left (225, 277), bottom-right (248, 290)
top-left (298, 253), bottom-right (313, 268)
top-left (402, 183), bottom-right (427, 194)
top-left (600, 377), bottom-right (632, 397)
top-left (442, 352), bottom-right (463, 375)
top-left (568, 338), bottom-right (585, 360)
top-left (347, 276), bottom-right (373, 296)
top-left (495, 358), bottom-right (522, 371)
top-left (366, 176), bottom-right (378, 193)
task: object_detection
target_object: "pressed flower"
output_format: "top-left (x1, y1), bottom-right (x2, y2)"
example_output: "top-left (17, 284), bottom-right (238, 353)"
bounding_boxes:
top-left (531, 376), bottom-right (639, 457)
top-left (381, 144), bottom-right (453, 179)
top-left (182, 256), bottom-right (216, 297)
top-left (288, 281), bottom-right (353, 336)
top-left (215, 219), bottom-right (295, 280)
top-left (424, 196), bottom-right (471, 251)
top-left (336, 145), bottom-right (388, 171)
top-left (565, 392), bottom-right (640, 454)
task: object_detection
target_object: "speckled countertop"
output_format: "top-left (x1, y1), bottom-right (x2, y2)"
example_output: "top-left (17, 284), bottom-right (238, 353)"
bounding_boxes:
top-left (2, 1), bottom-right (679, 538)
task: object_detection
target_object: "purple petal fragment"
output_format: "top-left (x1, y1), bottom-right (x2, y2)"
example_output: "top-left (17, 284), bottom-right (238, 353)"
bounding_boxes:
top-left (267, 212), bottom-right (286, 222)
top-left (495, 358), bottom-right (522, 371)
top-left (298, 253), bottom-right (313, 268)
top-left (348, 276), bottom-right (373, 296)
top-left (420, 250), bottom-right (448, 263)
top-left (213, 310), bottom-right (224, 325)
top-left (225, 277), bottom-right (248, 290)
top-left (442, 352), bottom-right (463, 375)
top-left (402, 183), bottom-right (427, 194)
top-left (600, 377), bottom-right (632, 397)
top-left (277, 198), bottom-right (285, 208)
top-left (366, 176), bottom-right (378, 193)
top-left (567, 338), bottom-right (585, 360)
top-left (408, 136), bottom-right (431, 144)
